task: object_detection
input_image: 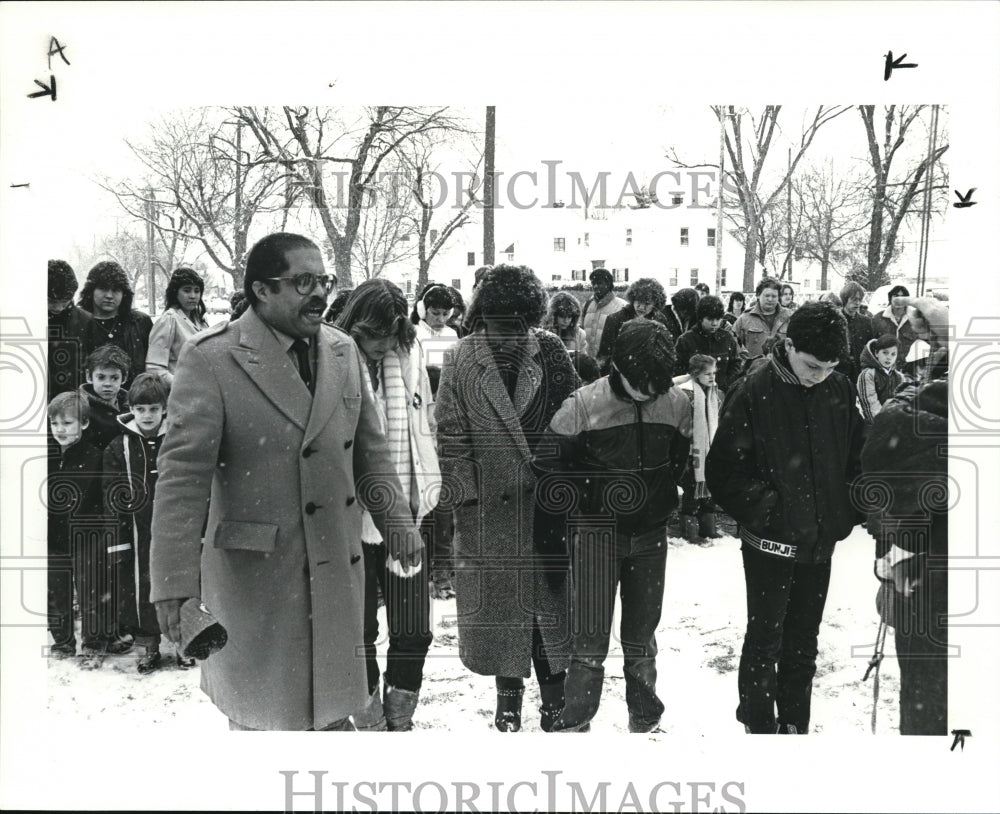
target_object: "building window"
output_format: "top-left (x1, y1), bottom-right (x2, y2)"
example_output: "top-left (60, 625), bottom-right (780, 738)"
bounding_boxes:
top-left (506, 251), bottom-right (515, 262)
top-left (406, 280), bottom-right (412, 294)
top-left (613, 268), bottom-right (629, 283)
top-left (690, 268), bottom-right (699, 286)
top-left (554, 237), bottom-right (566, 252)
top-left (552, 274), bottom-right (562, 281)
top-left (584, 232), bottom-right (590, 247)
top-left (669, 268), bottom-right (678, 287)
top-left (805, 279), bottom-right (812, 289)
top-left (721, 268), bottom-right (727, 287)
top-left (466, 252), bottom-right (476, 266)
top-left (680, 228), bottom-right (689, 246)
top-left (626, 236), bottom-right (632, 247)
top-left (400, 233), bottom-right (411, 242)
top-left (707, 228), bottom-right (716, 247)
top-left (572, 269), bottom-right (587, 281)
top-left (794, 246), bottom-right (804, 261)
top-left (671, 193), bottom-right (684, 206)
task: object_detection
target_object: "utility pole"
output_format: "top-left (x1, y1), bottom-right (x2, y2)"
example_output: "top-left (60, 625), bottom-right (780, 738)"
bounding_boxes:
top-left (484, 106), bottom-right (495, 266)
top-left (146, 188), bottom-right (157, 316)
top-left (786, 147), bottom-right (793, 282)
top-left (715, 109), bottom-right (725, 295)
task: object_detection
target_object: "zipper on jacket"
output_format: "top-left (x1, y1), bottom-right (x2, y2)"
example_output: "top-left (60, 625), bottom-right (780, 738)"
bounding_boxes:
top-left (635, 402), bottom-right (645, 473)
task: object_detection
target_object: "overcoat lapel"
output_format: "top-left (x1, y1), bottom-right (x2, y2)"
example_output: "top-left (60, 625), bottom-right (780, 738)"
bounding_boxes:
top-left (303, 329), bottom-right (350, 446)
top-left (229, 307), bottom-right (311, 432)
top-left (469, 332), bottom-right (541, 465)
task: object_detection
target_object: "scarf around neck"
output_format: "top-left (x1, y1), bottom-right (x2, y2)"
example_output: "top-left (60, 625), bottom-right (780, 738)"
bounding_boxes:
top-left (691, 382), bottom-right (720, 498)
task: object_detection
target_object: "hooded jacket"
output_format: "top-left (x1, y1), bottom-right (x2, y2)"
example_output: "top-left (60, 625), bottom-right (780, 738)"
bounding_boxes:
top-left (102, 412), bottom-right (167, 635)
top-left (856, 338), bottom-right (904, 422)
top-left (706, 342), bottom-right (865, 563)
top-left (79, 384), bottom-right (130, 451)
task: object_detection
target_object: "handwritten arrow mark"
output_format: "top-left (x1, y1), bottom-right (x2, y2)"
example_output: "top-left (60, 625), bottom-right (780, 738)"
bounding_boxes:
top-left (28, 75), bottom-right (57, 101)
top-left (884, 51), bottom-right (918, 81)
top-left (953, 189), bottom-right (977, 208)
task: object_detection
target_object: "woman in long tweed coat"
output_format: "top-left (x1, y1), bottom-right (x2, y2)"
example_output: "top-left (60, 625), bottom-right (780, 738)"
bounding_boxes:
top-left (435, 265), bottom-right (580, 732)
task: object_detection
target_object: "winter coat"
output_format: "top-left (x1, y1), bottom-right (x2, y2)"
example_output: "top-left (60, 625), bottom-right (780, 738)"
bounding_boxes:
top-left (860, 378), bottom-right (948, 561)
top-left (48, 304), bottom-right (96, 396)
top-left (150, 306), bottom-right (411, 730)
top-left (415, 319), bottom-right (459, 399)
top-left (103, 414), bottom-right (166, 638)
top-left (145, 307), bottom-right (210, 379)
top-left (596, 306), bottom-right (672, 375)
top-left (434, 328), bottom-right (580, 677)
top-left (48, 439), bottom-right (104, 558)
top-left (871, 305), bottom-right (919, 367)
top-left (582, 293), bottom-right (628, 357)
top-left (79, 384), bottom-right (130, 452)
top-left (838, 309), bottom-right (876, 382)
top-left (538, 376), bottom-right (692, 536)
top-left (661, 304), bottom-right (694, 343)
top-left (555, 325), bottom-right (588, 355)
top-left (733, 304), bottom-right (792, 359)
top-left (706, 343), bottom-right (865, 564)
top-left (856, 338), bottom-right (905, 422)
top-left (86, 308), bottom-right (153, 388)
top-left (674, 324), bottom-right (741, 392)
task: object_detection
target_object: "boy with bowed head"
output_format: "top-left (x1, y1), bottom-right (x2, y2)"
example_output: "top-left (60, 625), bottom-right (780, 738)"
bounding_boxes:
top-left (707, 301), bottom-right (865, 734)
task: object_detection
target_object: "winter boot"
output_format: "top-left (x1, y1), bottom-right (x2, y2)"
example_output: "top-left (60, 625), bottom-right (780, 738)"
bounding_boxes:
top-left (698, 512), bottom-right (723, 541)
top-left (353, 686), bottom-right (388, 731)
top-left (137, 643), bottom-right (163, 675)
top-left (494, 678), bottom-right (525, 732)
top-left (551, 663), bottom-right (603, 732)
top-left (383, 683), bottom-right (419, 731)
top-left (538, 676), bottom-right (565, 733)
top-left (680, 514), bottom-right (706, 545)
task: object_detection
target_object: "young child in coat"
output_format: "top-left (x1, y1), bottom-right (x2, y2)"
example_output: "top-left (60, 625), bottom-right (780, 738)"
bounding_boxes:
top-left (48, 392), bottom-right (129, 668)
top-left (102, 373), bottom-right (191, 673)
top-left (857, 334), bottom-right (904, 422)
top-left (80, 344), bottom-right (131, 451)
top-left (677, 354), bottom-right (724, 545)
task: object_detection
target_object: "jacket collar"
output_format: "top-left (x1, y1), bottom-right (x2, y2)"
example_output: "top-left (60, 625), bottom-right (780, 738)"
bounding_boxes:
top-left (769, 342), bottom-right (801, 386)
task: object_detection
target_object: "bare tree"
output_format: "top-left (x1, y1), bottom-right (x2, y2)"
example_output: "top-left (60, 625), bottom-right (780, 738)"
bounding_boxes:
top-left (350, 163), bottom-right (419, 281)
top-left (102, 108), bottom-right (287, 290)
top-left (401, 137), bottom-right (483, 292)
top-left (669, 105), bottom-right (851, 291)
top-left (232, 106), bottom-right (470, 288)
top-left (857, 105), bottom-right (949, 290)
top-left (793, 160), bottom-right (870, 290)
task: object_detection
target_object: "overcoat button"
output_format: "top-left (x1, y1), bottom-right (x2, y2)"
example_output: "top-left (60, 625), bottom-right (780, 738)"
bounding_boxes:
top-left (305, 502), bottom-right (318, 514)
top-left (303, 447), bottom-right (315, 458)
top-left (344, 439), bottom-right (353, 449)
top-left (350, 554), bottom-right (361, 565)
top-left (501, 494), bottom-right (510, 503)
top-left (346, 496), bottom-right (356, 506)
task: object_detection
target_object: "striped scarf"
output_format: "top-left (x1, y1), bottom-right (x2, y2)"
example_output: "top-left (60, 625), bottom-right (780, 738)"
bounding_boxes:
top-left (691, 382), bottom-right (720, 499)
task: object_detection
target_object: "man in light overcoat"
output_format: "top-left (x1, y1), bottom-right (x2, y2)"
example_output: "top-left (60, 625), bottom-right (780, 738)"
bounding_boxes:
top-left (150, 232), bottom-right (420, 731)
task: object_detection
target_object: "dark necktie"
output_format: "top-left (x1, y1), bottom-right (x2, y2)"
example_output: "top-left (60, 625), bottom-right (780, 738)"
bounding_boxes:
top-left (292, 338), bottom-right (313, 393)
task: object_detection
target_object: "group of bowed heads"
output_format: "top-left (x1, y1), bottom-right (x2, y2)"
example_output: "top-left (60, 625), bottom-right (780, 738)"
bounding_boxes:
top-left (45, 236), bottom-right (948, 736)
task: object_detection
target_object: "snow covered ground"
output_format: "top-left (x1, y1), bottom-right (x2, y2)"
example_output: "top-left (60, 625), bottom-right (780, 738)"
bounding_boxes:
top-left (44, 525), bottom-right (900, 736)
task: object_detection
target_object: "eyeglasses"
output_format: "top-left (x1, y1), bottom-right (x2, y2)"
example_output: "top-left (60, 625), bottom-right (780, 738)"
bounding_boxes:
top-left (262, 273), bottom-right (337, 296)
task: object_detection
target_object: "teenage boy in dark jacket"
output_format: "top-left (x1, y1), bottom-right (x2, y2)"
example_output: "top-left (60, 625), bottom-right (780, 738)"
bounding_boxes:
top-left (538, 320), bottom-right (692, 733)
top-left (706, 301), bottom-right (865, 734)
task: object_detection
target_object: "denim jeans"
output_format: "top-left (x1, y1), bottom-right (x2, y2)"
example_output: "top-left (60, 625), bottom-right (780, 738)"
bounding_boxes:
top-left (568, 524), bottom-right (668, 728)
top-left (737, 543), bottom-right (831, 733)
top-left (362, 543), bottom-right (432, 694)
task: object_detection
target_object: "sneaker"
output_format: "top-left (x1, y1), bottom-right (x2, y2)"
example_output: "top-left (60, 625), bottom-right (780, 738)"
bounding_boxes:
top-left (137, 650), bottom-right (163, 675)
top-left (175, 652), bottom-right (196, 670)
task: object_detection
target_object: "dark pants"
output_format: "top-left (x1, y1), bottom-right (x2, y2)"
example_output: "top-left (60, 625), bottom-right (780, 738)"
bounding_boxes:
top-left (568, 525), bottom-right (668, 728)
top-left (47, 551), bottom-right (76, 648)
top-left (362, 543), bottom-right (432, 694)
top-left (111, 542), bottom-right (161, 646)
top-left (738, 543), bottom-right (831, 733)
top-left (894, 561), bottom-right (948, 735)
top-left (50, 528), bottom-right (115, 649)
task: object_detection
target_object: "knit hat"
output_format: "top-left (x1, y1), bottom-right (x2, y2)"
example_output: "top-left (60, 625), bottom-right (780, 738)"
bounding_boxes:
top-left (86, 260), bottom-right (132, 293)
top-left (48, 260), bottom-right (78, 300)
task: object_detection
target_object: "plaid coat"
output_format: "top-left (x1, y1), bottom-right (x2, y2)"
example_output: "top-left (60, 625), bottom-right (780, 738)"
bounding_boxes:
top-left (435, 329), bottom-right (580, 677)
